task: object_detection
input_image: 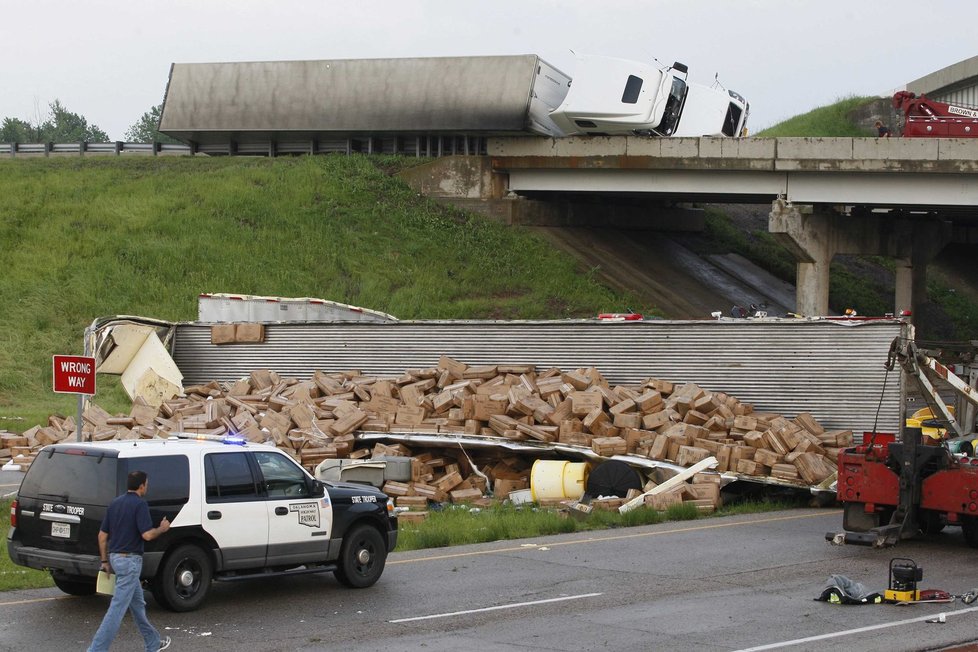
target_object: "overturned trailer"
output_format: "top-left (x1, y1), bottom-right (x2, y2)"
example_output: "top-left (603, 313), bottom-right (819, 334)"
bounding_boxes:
top-left (84, 315), bottom-right (910, 497)
top-left (158, 54), bottom-right (572, 156)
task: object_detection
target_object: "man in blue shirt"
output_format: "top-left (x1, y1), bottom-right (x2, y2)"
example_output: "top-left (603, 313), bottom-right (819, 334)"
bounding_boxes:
top-left (88, 470), bottom-right (172, 652)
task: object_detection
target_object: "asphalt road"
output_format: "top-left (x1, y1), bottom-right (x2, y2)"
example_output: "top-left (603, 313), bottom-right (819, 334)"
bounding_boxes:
top-left (4, 505), bottom-right (978, 652)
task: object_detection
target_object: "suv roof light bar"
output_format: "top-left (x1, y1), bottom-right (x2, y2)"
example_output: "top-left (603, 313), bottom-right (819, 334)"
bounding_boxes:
top-left (169, 432), bottom-right (247, 446)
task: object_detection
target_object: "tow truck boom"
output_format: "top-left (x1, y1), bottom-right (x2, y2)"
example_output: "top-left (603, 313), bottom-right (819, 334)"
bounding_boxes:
top-left (827, 338), bottom-right (978, 548)
top-left (892, 90), bottom-right (978, 137)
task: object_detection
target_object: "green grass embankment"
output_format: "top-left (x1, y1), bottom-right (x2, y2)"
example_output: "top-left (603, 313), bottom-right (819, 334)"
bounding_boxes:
top-left (756, 96), bottom-right (879, 137)
top-left (0, 155), bottom-right (642, 427)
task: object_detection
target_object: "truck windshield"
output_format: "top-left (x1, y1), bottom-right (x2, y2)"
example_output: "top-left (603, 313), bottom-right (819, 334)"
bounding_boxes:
top-left (657, 77), bottom-right (687, 135)
top-left (723, 102), bottom-right (744, 137)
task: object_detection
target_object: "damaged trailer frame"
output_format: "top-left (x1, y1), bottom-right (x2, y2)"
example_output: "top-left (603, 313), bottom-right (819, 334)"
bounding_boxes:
top-left (84, 315), bottom-right (914, 496)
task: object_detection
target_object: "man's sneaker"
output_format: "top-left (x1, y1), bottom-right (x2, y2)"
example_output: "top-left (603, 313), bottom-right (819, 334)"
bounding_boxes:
top-left (158, 636), bottom-right (172, 651)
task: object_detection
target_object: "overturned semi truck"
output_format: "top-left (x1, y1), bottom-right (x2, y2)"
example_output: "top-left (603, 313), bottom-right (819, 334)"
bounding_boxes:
top-left (158, 54), bottom-right (749, 155)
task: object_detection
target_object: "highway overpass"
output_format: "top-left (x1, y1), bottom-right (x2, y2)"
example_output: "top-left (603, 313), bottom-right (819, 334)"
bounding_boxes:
top-left (399, 135), bottom-right (978, 318)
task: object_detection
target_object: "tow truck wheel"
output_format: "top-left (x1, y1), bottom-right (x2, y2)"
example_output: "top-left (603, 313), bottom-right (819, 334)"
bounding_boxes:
top-left (152, 544), bottom-right (213, 612)
top-left (334, 524), bottom-right (386, 588)
top-left (52, 573), bottom-right (97, 596)
top-left (962, 517), bottom-right (978, 549)
top-left (918, 510), bottom-right (946, 535)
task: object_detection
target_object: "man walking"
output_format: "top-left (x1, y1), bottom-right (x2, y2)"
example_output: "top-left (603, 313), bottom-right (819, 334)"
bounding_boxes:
top-left (88, 470), bottom-right (172, 652)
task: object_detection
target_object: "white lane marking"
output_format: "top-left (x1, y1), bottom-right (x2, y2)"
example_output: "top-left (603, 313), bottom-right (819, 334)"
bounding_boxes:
top-left (734, 604), bottom-right (978, 651)
top-left (390, 592), bottom-right (603, 623)
top-left (0, 596), bottom-right (70, 607)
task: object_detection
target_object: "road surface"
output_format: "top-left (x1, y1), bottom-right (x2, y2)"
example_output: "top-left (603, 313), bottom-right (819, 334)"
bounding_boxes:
top-left (3, 507), bottom-right (978, 651)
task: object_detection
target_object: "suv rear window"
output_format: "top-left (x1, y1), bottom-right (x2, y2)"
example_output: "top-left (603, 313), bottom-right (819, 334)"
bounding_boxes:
top-left (20, 449), bottom-right (119, 505)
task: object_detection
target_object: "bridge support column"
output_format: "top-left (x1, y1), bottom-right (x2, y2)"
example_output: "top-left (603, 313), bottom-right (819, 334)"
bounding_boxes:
top-left (899, 219), bottom-right (953, 316)
top-left (769, 199), bottom-right (951, 319)
top-left (894, 260), bottom-right (913, 315)
top-left (769, 201), bottom-right (834, 317)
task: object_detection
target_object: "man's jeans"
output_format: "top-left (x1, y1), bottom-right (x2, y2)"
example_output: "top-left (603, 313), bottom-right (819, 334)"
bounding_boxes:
top-left (88, 553), bottom-right (161, 652)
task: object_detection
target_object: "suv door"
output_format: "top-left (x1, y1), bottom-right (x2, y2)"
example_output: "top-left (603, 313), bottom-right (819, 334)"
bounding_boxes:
top-left (202, 451), bottom-right (267, 570)
top-left (254, 451), bottom-right (332, 566)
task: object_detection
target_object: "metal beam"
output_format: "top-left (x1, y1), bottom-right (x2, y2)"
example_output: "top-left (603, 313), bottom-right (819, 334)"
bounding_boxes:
top-left (507, 168), bottom-right (978, 209)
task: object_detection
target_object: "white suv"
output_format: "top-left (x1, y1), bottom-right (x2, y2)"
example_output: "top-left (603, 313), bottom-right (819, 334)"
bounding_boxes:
top-left (7, 435), bottom-right (397, 611)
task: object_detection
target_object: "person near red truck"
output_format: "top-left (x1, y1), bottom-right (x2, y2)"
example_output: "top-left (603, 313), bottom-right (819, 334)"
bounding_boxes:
top-left (87, 470), bottom-right (172, 652)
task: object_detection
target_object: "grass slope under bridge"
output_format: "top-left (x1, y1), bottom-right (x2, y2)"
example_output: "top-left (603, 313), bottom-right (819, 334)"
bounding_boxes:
top-left (0, 155), bottom-right (642, 427)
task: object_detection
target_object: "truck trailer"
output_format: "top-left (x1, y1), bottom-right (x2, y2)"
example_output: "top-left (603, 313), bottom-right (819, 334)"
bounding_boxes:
top-left (159, 54), bottom-right (573, 148)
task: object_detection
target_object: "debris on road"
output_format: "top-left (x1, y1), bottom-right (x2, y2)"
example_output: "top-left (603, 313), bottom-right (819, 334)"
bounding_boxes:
top-left (3, 355), bottom-right (845, 515)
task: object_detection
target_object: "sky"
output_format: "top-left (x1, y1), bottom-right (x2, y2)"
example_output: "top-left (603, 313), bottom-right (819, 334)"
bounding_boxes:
top-left (1, 0), bottom-right (977, 141)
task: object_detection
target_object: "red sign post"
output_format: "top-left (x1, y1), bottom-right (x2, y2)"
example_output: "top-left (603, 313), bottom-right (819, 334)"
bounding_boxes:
top-left (53, 355), bottom-right (97, 395)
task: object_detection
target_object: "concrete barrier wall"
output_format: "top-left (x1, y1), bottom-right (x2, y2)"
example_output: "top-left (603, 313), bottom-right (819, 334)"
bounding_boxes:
top-left (488, 136), bottom-right (978, 172)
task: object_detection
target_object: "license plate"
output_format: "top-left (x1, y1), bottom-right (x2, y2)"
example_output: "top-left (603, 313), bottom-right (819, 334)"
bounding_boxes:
top-left (51, 522), bottom-right (70, 538)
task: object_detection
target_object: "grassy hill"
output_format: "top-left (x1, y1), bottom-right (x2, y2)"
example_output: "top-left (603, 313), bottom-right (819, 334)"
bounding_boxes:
top-left (756, 95), bottom-right (882, 137)
top-left (0, 155), bottom-right (642, 426)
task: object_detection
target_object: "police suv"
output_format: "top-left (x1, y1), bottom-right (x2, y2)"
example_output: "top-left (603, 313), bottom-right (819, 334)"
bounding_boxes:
top-left (7, 434), bottom-right (398, 611)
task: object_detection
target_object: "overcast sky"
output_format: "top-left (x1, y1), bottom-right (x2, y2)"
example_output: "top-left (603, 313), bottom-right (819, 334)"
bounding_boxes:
top-left (2, 0), bottom-right (976, 140)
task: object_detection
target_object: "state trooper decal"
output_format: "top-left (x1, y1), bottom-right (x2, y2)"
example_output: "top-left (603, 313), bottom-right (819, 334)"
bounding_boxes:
top-left (289, 502), bottom-right (321, 528)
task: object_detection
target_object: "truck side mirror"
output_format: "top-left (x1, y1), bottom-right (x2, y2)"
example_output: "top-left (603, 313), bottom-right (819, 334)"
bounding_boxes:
top-left (309, 479), bottom-right (326, 498)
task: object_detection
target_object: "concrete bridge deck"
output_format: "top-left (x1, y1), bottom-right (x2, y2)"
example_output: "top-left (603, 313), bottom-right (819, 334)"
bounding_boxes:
top-left (488, 136), bottom-right (978, 209)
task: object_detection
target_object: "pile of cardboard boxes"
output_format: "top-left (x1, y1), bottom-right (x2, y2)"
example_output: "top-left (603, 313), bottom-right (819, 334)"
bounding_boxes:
top-left (4, 354), bottom-right (847, 520)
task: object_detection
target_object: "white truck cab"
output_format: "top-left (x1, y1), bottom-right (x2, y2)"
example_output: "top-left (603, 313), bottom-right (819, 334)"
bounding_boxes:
top-left (549, 54), bottom-right (748, 138)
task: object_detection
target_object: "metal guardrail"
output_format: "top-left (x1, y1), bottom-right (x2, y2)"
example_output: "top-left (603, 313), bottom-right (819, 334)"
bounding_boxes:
top-left (0, 135), bottom-right (488, 158)
top-left (0, 141), bottom-right (192, 157)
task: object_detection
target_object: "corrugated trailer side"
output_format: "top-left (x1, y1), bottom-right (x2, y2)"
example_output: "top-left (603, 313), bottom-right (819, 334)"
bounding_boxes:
top-left (163, 318), bottom-right (906, 435)
top-left (159, 55), bottom-right (570, 146)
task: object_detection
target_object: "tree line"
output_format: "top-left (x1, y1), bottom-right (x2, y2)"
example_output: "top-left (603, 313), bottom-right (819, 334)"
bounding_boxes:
top-left (0, 100), bottom-right (178, 144)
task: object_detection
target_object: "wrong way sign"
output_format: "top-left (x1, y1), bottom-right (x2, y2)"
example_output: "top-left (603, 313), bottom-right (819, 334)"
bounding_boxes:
top-left (53, 355), bottom-right (96, 395)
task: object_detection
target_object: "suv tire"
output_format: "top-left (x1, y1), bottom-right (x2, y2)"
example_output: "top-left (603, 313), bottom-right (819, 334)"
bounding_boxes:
top-left (52, 574), bottom-right (97, 596)
top-left (152, 544), bottom-right (213, 612)
top-left (334, 524), bottom-right (386, 588)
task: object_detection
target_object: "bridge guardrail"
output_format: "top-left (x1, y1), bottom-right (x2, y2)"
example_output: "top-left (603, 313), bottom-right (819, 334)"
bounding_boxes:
top-left (1, 134), bottom-right (489, 158)
top-left (0, 141), bottom-right (194, 157)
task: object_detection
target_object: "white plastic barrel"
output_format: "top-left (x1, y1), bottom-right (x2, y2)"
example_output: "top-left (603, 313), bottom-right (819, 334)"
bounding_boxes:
top-left (530, 460), bottom-right (590, 501)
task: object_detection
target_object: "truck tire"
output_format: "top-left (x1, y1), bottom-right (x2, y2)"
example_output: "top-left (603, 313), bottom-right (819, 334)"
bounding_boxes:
top-left (152, 544), bottom-right (213, 612)
top-left (52, 573), bottom-right (97, 596)
top-left (918, 509), bottom-right (946, 535)
top-left (963, 517), bottom-right (978, 549)
top-left (334, 524), bottom-right (386, 588)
